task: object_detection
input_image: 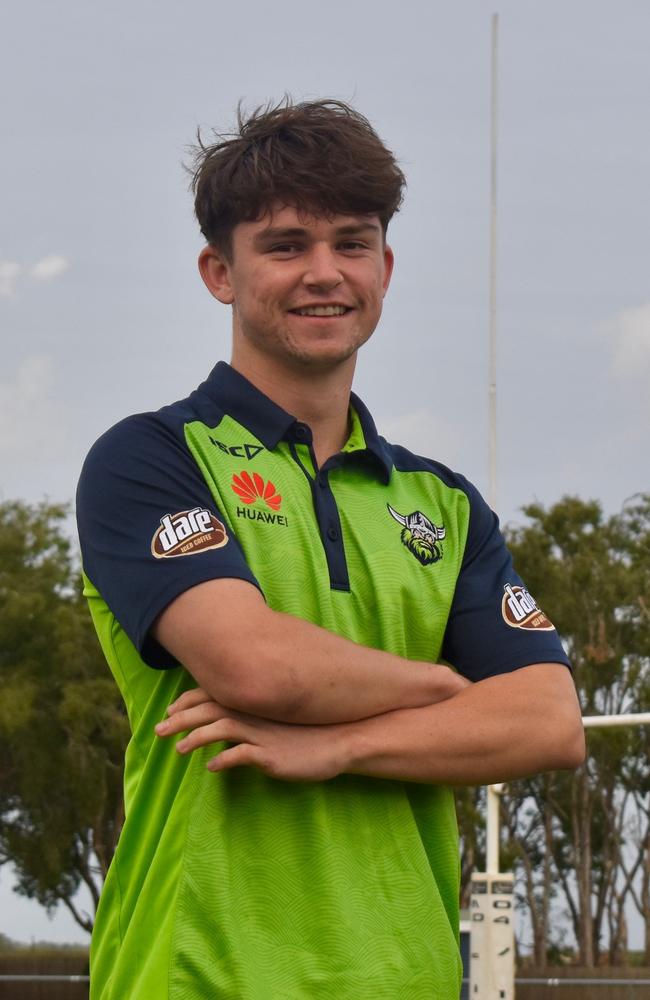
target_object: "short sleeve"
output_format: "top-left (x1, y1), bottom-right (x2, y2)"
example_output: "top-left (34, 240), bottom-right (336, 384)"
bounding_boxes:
top-left (441, 480), bottom-right (571, 682)
top-left (76, 413), bottom-right (260, 668)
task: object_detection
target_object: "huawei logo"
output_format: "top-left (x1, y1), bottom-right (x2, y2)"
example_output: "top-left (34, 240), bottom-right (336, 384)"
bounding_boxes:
top-left (231, 471), bottom-right (282, 511)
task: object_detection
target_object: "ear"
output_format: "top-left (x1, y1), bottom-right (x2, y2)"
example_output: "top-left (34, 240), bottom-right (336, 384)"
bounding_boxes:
top-left (198, 245), bottom-right (235, 305)
top-left (382, 244), bottom-right (395, 296)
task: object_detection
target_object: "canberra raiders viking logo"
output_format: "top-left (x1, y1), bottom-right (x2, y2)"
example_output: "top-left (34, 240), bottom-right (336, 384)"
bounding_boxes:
top-left (387, 504), bottom-right (446, 565)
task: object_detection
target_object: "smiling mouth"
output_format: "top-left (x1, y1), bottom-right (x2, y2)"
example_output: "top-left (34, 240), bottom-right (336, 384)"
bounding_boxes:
top-left (290, 305), bottom-right (352, 317)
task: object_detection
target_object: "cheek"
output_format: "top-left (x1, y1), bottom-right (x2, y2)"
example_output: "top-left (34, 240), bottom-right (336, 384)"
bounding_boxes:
top-left (368, 278), bottom-right (388, 313)
top-left (363, 266), bottom-right (389, 300)
top-left (244, 272), bottom-right (290, 308)
top-left (236, 281), bottom-right (272, 315)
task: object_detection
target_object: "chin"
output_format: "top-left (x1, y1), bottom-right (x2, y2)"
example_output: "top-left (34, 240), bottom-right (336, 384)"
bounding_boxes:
top-left (290, 344), bottom-right (362, 370)
top-left (297, 333), bottom-right (372, 366)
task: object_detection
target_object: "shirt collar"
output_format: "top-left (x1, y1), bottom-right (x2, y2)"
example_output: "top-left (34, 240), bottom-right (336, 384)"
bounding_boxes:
top-left (348, 391), bottom-right (393, 483)
top-left (198, 362), bottom-right (393, 483)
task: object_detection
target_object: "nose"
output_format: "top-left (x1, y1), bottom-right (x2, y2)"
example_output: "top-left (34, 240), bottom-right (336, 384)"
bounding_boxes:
top-left (301, 244), bottom-right (343, 290)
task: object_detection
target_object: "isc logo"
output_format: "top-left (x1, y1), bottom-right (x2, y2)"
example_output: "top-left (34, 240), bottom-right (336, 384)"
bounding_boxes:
top-left (151, 507), bottom-right (228, 559)
top-left (210, 437), bottom-right (264, 460)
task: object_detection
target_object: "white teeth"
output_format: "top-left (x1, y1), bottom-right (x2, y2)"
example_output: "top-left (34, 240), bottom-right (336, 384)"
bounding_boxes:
top-left (295, 305), bottom-right (348, 316)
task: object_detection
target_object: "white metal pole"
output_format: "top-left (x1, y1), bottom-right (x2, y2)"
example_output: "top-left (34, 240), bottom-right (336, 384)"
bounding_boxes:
top-left (583, 713), bottom-right (650, 728)
top-left (488, 12), bottom-right (499, 513)
top-left (486, 782), bottom-right (503, 875)
top-left (486, 11), bottom-right (500, 884)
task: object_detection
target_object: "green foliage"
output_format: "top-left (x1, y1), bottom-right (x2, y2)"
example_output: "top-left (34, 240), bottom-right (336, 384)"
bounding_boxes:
top-left (0, 500), bottom-right (129, 932)
top-left (0, 933), bottom-right (88, 956)
top-left (506, 494), bottom-right (650, 714)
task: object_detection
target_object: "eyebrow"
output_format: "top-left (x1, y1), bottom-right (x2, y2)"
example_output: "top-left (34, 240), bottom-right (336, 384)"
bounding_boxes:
top-left (253, 222), bottom-right (382, 247)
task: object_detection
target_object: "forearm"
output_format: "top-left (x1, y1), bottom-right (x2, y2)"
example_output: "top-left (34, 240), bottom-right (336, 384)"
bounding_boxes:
top-left (235, 607), bottom-right (468, 723)
top-left (340, 663), bottom-right (585, 785)
top-left (154, 580), bottom-right (468, 724)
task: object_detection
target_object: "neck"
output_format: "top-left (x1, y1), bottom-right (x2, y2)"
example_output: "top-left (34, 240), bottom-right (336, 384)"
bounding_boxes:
top-left (230, 352), bottom-right (356, 467)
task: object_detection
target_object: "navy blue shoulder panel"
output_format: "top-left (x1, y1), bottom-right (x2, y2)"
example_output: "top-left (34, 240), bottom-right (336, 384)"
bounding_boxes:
top-left (387, 443), bottom-right (571, 681)
top-left (387, 443), bottom-right (469, 486)
top-left (76, 396), bottom-right (260, 669)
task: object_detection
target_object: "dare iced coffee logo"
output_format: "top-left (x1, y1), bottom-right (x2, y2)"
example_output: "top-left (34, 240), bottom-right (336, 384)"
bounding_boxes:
top-left (501, 584), bottom-right (555, 631)
top-left (151, 507), bottom-right (228, 559)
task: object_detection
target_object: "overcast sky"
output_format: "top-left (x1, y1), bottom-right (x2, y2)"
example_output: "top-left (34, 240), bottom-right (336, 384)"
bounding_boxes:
top-left (1, 0), bottom-right (649, 946)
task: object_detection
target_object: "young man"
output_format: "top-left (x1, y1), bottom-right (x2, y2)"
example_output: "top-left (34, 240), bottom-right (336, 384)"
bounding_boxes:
top-left (77, 99), bottom-right (584, 999)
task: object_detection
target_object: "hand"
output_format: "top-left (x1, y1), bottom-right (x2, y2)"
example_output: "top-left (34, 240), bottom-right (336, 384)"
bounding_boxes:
top-left (155, 688), bottom-right (350, 782)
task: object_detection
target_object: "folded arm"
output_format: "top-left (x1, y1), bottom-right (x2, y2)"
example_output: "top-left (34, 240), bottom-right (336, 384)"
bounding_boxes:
top-left (157, 662), bottom-right (585, 785)
top-left (342, 661), bottom-right (585, 784)
top-left (153, 577), bottom-right (469, 725)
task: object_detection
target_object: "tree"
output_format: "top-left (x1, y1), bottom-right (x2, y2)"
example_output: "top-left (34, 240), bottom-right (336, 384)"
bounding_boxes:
top-left (500, 494), bottom-right (650, 966)
top-left (0, 500), bottom-right (128, 932)
top-left (456, 785), bottom-right (486, 910)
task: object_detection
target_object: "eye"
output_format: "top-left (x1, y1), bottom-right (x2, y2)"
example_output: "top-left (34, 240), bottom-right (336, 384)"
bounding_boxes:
top-left (339, 240), bottom-right (368, 252)
top-left (268, 243), bottom-right (301, 255)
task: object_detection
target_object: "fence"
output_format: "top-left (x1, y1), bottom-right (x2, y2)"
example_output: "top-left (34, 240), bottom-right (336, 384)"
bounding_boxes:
top-left (2, 970), bottom-right (650, 1000)
top-left (514, 969), bottom-right (650, 1000)
top-left (0, 954), bottom-right (88, 1000)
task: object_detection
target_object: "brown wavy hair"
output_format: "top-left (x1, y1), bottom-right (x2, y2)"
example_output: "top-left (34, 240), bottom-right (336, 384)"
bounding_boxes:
top-left (190, 98), bottom-right (406, 259)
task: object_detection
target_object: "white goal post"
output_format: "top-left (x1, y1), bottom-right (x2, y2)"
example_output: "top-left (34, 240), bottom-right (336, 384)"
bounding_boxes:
top-left (469, 712), bottom-right (650, 999)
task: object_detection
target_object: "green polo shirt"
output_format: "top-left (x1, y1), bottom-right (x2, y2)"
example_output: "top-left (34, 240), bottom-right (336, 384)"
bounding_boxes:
top-left (77, 362), bottom-right (569, 1000)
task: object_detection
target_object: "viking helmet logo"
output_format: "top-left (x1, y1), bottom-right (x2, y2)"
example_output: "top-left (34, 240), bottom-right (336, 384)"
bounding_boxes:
top-left (387, 504), bottom-right (446, 565)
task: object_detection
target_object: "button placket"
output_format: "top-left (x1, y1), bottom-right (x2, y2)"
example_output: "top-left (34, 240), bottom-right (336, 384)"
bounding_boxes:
top-left (287, 428), bottom-right (350, 591)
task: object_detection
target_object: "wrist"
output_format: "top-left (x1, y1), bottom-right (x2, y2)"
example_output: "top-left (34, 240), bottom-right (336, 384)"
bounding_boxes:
top-left (337, 719), bottom-right (370, 775)
top-left (339, 713), bottom-right (392, 776)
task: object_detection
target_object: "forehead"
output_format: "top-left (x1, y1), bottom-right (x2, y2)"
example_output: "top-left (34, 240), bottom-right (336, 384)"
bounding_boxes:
top-left (234, 204), bottom-right (383, 244)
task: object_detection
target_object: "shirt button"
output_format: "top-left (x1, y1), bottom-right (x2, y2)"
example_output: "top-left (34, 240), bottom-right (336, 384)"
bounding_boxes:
top-left (327, 526), bottom-right (339, 541)
top-left (295, 423), bottom-right (308, 440)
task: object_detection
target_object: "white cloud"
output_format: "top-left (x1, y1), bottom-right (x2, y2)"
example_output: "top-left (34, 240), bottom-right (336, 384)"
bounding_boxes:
top-left (0, 255), bottom-right (70, 297)
top-left (0, 261), bottom-right (22, 297)
top-left (0, 355), bottom-right (58, 453)
top-left (376, 408), bottom-right (464, 467)
top-left (30, 255), bottom-right (70, 281)
top-left (608, 302), bottom-right (650, 377)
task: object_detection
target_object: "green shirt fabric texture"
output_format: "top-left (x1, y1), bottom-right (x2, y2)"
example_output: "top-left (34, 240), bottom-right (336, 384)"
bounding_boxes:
top-left (76, 362), bottom-right (570, 999)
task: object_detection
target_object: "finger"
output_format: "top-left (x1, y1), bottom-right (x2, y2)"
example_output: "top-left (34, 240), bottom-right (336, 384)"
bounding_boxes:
top-left (167, 687), bottom-right (212, 715)
top-left (155, 702), bottom-right (226, 737)
top-left (175, 718), bottom-right (252, 754)
top-left (206, 743), bottom-right (263, 772)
